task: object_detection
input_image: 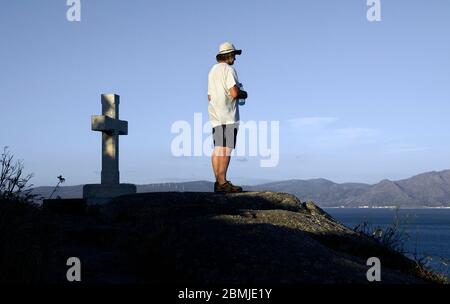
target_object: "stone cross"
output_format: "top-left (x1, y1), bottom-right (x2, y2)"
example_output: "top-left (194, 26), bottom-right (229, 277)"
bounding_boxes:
top-left (83, 93), bottom-right (136, 204)
top-left (91, 94), bottom-right (127, 184)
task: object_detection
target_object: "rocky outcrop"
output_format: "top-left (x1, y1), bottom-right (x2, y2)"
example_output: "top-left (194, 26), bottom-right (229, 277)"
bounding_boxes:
top-left (8, 191), bottom-right (440, 284)
top-left (92, 191), bottom-right (428, 284)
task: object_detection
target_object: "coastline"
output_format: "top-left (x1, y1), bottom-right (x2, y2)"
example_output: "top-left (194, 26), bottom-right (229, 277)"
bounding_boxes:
top-left (324, 206), bottom-right (450, 209)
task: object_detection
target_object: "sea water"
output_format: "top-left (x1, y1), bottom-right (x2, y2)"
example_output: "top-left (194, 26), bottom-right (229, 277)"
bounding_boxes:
top-left (325, 208), bottom-right (450, 278)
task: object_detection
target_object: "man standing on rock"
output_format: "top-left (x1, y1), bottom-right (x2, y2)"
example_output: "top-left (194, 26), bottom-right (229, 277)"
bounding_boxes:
top-left (207, 42), bottom-right (248, 193)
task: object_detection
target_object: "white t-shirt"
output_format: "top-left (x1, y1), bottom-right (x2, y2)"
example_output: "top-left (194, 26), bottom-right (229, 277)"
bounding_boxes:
top-left (207, 62), bottom-right (240, 128)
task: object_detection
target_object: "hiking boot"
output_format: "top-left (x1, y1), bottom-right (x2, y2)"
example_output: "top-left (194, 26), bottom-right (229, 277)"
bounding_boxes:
top-left (214, 180), bottom-right (243, 193)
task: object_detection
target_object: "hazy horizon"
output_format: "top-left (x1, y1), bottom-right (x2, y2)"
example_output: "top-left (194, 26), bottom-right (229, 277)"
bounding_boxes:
top-left (30, 168), bottom-right (450, 188)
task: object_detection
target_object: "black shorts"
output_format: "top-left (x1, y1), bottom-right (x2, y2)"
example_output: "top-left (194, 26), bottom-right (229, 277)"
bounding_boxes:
top-left (212, 123), bottom-right (239, 149)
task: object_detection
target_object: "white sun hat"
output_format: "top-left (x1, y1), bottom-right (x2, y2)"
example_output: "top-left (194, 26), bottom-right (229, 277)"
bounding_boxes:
top-left (217, 42), bottom-right (242, 56)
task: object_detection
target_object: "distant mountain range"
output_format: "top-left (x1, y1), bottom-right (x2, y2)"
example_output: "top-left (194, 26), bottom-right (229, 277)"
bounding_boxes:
top-left (31, 170), bottom-right (450, 207)
top-left (246, 170), bottom-right (450, 207)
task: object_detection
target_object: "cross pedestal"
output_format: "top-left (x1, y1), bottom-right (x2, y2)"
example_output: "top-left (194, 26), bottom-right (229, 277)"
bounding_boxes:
top-left (83, 94), bottom-right (136, 204)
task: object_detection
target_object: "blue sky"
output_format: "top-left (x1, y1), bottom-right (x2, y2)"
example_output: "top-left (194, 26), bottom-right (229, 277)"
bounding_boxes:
top-left (1, 0), bottom-right (449, 187)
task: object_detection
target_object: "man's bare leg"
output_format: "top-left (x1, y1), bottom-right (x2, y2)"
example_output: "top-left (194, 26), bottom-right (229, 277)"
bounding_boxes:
top-left (218, 147), bottom-right (231, 184)
top-left (211, 150), bottom-right (220, 181)
top-left (212, 146), bottom-right (232, 185)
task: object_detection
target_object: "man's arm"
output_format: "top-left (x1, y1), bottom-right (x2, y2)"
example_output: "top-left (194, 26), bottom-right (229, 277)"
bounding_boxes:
top-left (229, 86), bottom-right (239, 99)
top-left (227, 67), bottom-right (247, 100)
top-left (229, 85), bottom-right (248, 100)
